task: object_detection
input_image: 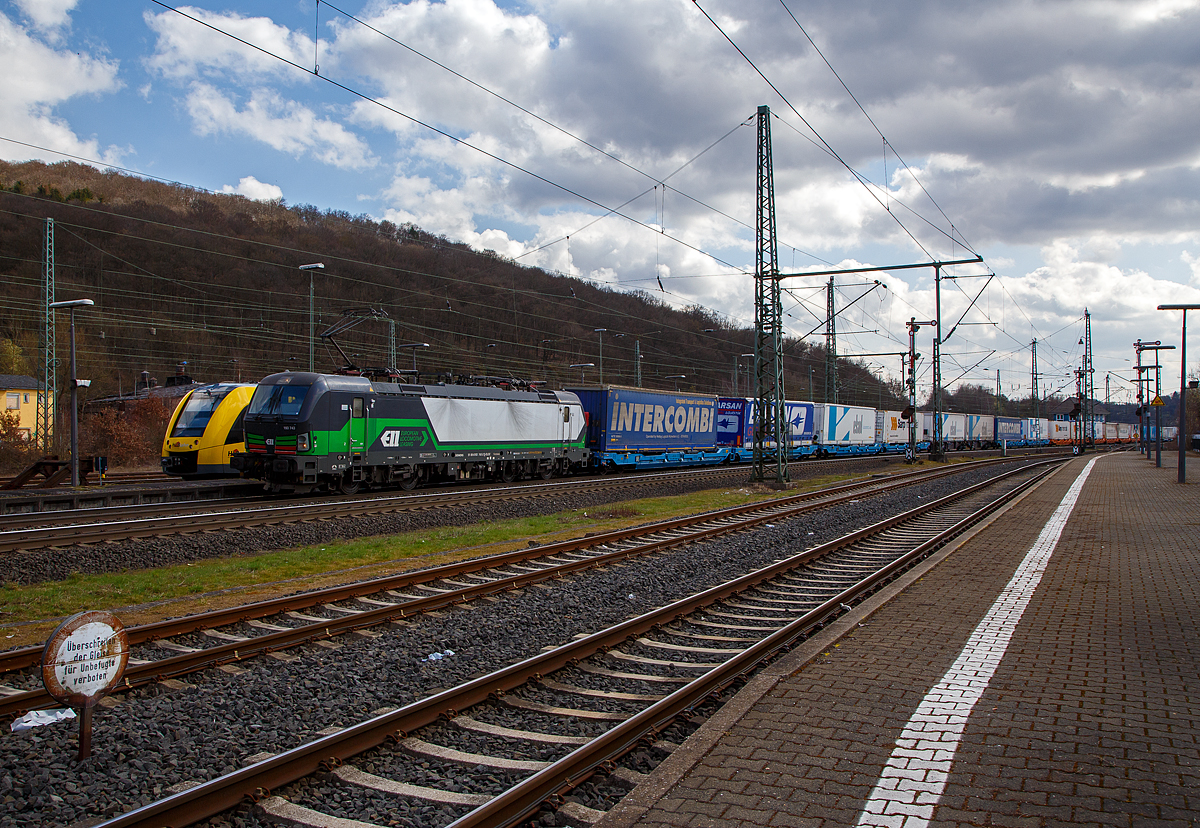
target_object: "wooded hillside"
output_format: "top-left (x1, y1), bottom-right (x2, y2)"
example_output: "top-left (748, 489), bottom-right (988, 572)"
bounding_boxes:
top-left (0, 159), bottom-right (911, 409)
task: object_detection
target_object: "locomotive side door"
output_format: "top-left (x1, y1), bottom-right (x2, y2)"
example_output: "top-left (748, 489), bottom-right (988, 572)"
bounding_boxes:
top-left (350, 396), bottom-right (367, 459)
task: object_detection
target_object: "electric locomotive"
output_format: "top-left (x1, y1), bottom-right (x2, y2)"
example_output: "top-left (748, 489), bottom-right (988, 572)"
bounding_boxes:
top-left (161, 382), bottom-right (255, 478)
top-left (230, 372), bottom-right (588, 494)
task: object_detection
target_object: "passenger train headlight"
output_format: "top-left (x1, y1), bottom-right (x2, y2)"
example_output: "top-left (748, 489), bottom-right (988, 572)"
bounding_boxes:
top-left (297, 433), bottom-right (310, 452)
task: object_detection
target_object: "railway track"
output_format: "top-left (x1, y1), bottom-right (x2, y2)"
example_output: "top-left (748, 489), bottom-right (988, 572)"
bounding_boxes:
top-left (0, 464), bottom-right (763, 552)
top-left (86, 456), bottom-right (1061, 828)
top-left (0, 448), bottom-right (1062, 550)
top-left (0, 456), bottom-right (1045, 718)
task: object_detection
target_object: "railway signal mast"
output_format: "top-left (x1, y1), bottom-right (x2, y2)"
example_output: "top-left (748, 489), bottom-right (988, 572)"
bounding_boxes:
top-left (906, 318), bottom-right (936, 463)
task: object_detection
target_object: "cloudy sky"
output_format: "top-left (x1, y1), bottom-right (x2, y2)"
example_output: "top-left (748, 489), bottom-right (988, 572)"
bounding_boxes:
top-left (4, 0), bottom-right (1200, 403)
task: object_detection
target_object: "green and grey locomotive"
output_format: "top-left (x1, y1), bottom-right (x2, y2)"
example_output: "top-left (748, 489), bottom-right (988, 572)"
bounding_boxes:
top-left (230, 372), bottom-right (588, 494)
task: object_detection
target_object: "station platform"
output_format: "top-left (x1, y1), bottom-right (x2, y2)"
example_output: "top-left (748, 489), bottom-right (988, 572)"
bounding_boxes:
top-left (597, 451), bottom-right (1200, 828)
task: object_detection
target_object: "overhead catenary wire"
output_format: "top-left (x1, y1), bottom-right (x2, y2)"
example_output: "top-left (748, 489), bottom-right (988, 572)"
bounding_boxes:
top-left (3, 8), bottom-right (1073, 400)
top-left (774, 0), bottom-right (973, 251)
top-left (315, 1), bottom-right (831, 268)
top-left (691, 0), bottom-right (941, 261)
top-left (148, 0), bottom-right (748, 276)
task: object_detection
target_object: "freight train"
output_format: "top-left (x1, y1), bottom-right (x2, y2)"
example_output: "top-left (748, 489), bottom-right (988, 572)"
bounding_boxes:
top-left (199, 372), bottom-right (1136, 492)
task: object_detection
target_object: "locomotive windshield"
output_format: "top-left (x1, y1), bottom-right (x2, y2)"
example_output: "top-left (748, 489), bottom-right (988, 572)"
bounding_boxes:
top-left (247, 384), bottom-right (309, 417)
top-left (170, 386), bottom-right (234, 437)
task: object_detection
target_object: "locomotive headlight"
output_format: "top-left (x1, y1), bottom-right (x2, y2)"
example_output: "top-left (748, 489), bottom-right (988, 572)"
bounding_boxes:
top-left (297, 433), bottom-right (310, 452)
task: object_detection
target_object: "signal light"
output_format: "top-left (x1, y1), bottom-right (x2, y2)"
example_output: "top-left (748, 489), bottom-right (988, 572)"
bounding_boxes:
top-left (900, 405), bottom-right (915, 421)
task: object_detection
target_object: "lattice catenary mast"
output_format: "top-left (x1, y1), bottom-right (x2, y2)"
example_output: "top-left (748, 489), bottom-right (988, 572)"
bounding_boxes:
top-left (752, 105), bottom-right (788, 485)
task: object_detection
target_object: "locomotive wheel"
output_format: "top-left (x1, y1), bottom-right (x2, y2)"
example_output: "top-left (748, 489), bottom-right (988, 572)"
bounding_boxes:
top-left (539, 463), bottom-right (553, 480)
top-left (336, 474), bottom-right (361, 495)
top-left (398, 474), bottom-right (418, 491)
top-left (500, 461), bottom-right (518, 483)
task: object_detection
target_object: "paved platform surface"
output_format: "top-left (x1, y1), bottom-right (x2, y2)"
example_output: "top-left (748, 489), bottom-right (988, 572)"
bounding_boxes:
top-left (597, 451), bottom-right (1200, 828)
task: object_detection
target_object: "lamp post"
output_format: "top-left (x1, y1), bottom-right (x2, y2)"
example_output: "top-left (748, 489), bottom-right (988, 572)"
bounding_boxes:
top-left (49, 299), bottom-right (93, 486)
top-left (299, 263), bottom-right (324, 372)
top-left (570, 363), bottom-right (594, 383)
top-left (1140, 343), bottom-right (1175, 467)
top-left (594, 328), bottom-right (607, 384)
top-left (740, 353), bottom-right (755, 399)
top-left (634, 331), bottom-right (661, 388)
top-left (1158, 303), bottom-right (1199, 483)
top-left (396, 342), bottom-right (430, 377)
top-left (666, 374), bottom-right (687, 392)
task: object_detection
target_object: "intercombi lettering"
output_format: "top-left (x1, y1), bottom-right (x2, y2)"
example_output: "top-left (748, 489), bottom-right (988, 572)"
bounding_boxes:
top-left (611, 403), bottom-right (712, 434)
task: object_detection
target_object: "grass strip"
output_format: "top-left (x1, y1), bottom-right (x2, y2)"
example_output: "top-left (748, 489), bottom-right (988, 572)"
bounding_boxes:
top-left (1, 479), bottom-right (859, 648)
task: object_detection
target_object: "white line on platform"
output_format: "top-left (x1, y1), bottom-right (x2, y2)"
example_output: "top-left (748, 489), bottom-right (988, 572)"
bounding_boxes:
top-left (855, 457), bottom-right (1098, 828)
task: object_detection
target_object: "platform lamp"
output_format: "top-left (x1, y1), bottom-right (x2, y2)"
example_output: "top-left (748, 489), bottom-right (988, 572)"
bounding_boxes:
top-left (666, 374), bottom-right (687, 392)
top-left (396, 342), bottom-right (430, 377)
top-left (740, 354), bottom-right (755, 399)
top-left (49, 299), bottom-right (94, 486)
top-left (570, 363), bottom-right (594, 383)
top-left (299, 263), bottom-right (324, 372)
top-left (1140, 343), bottom-right (1175, 468)
top-left (594, 328), bottom-right (607, 384)
top-left (1157, 304), bottom-right (1199, 483)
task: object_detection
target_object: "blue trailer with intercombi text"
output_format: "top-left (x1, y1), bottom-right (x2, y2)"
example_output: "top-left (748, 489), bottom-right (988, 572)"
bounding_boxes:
top-left (569, 386), bottom-right (729, 471)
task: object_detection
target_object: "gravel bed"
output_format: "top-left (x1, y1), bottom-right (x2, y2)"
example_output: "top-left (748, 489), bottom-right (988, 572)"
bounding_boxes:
top-left (359, 750), bottom-right (527, 797)
top-left (417, 721), bottom-right (572, 763)
top-left (0, 461), bottom-right (1045, 828)
top-left (469, 702), bottom-right (614, 740)
top-left (550, 666), bottom-right (677, 698)
top-left (506, 684), bottom-right (645, 716)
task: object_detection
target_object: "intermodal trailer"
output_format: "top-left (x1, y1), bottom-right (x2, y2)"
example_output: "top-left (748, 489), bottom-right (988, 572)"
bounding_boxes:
top-left (717, 398), bottom-right (816, 461)
top-left (1023, 417), bottom-right (1049, 445)
top-left (716, 397), bottom-right (752, 461)
top-left (995, 416), bottom-right (1024, 447)
top-left (876, 409), bottom-right (926, 451)
top-left (569, 385), bottom-right (728, 471)
top-left (783, 401), bottom-right (818, 458)
top-left (922, 412), bottom-right (968, 450)
top-left (1049, 420), bottom-right (1076, 444)
top-left (966, 414), bottom-right (994, 448)
top-left (814, 404), bottom-right (876, 456)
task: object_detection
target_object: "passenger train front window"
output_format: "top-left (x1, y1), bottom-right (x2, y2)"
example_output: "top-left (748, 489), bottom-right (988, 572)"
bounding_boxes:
top-left (171, 387), bottom-right (233, 437)
top-left (248, 384), bottom-right (310, 417)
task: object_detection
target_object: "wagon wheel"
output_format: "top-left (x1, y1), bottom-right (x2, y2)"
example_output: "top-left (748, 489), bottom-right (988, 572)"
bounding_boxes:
top-left (336, 473), bottom-right (361, 495)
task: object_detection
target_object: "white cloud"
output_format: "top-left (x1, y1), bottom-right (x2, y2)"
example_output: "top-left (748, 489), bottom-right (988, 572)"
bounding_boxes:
top-left (13, 0), bottom-right (79, 31)
top-left (145, 7), bottom-right (315, 80)
top-left (0, 12), bottom-right (122, 164)
top-left (221, 175), bottom-right (283, 202)
top-left (185, 83), bottom-right (375, 170)
top-left (12, 0), bottom-right (1200, 393)
top-left (1182, 251), bottom-right (1200, 286)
